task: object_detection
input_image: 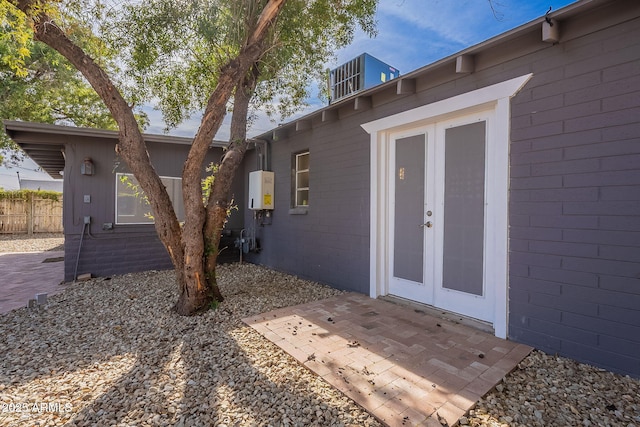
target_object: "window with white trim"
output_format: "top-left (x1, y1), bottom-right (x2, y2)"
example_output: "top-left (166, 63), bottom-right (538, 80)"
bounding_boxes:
top-left (294, 151), bottom-right (309, 207)
top-left (115, 173), bottom-right (184, 224)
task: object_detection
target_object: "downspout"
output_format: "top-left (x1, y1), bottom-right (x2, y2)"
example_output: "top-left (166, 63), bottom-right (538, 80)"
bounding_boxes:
top-left (250, 139), bottom-right (270, 170)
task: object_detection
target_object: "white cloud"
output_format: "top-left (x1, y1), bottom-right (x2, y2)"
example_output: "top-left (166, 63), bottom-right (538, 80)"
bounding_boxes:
top-left (327, 0), bottom-right (503, 80)
top-left (141, 105), bottom-right (232, 141)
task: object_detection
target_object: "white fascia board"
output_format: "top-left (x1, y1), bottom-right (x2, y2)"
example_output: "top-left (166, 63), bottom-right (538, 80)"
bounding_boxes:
top-left (361, 74), bottom-right (533, 134)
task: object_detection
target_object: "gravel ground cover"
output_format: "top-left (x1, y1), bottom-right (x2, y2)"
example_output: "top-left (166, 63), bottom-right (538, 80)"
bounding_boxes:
top-left (468, 352), bottom-right (639, 427)
top-left (0, 265), bottom-right (381, 427)
top-left (0, 233), bottom-right (64, 252)
top-left (1, 235), bottom-right (638, 426)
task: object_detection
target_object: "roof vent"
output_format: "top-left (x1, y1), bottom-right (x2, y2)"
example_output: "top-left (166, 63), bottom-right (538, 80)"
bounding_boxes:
top-left (329, 53), bottom-right (399, 104)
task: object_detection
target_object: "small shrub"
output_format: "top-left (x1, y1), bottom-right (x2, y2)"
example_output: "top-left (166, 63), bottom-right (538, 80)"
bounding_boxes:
top-left (0, 189), bottom-right (61, 201)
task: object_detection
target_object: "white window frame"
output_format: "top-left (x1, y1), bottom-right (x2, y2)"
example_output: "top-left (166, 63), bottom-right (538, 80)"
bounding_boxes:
top-left (294, 151), bottom-right (309, 207)
top-left (115, 173), bottom-right (184, 225)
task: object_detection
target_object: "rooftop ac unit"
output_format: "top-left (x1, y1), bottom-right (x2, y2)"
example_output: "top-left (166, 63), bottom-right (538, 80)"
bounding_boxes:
top-left (329, 53), bottom-right (399, 104)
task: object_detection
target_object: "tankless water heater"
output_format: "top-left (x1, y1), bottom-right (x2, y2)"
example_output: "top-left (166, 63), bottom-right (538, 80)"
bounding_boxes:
top-left (248, 170), bottom-right (274, 210)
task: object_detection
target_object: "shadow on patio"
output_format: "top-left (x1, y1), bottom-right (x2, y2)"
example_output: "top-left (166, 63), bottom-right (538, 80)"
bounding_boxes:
top-left (243, 292), bottom-right (532, 427)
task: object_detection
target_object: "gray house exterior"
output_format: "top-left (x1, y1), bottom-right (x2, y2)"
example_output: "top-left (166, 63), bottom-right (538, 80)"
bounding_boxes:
top-left (4, 0), bottom-right (639, 378)
top-left (4, 121), bottom-right (244, 281)
top-left (243, 0), bottom-right (640, 377)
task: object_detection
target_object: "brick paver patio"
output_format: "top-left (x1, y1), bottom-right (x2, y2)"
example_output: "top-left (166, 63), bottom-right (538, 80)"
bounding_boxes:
top-left (244, 293), bottom-right (532, 427)
top-left (0, 250), bottom-right (65, 314)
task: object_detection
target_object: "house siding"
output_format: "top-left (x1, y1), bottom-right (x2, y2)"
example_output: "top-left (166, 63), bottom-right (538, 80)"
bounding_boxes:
top-left (3, 0), bottom-right (636, 379)
top-left (244, 117), bottom-right (371, 293)
top-left (244, 0), bottom-right (639, 377)
top-left (64, 232), bottom-right (173, 280)
top-left (62, 136), bottom-right (244, 281)
top-left (507, 11), bottom-right (640, 376)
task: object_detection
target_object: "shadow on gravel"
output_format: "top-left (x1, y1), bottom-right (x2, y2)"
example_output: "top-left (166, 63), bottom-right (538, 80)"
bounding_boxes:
top-left (0, 265), bottom-right (380, 426)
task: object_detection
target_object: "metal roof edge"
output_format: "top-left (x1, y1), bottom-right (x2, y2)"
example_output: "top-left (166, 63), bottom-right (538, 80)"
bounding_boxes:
top-left (2, 120), bottom-right (228, 148)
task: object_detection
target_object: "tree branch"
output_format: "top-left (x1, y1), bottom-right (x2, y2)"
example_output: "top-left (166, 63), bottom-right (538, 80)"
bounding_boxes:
top-left (19, 8), bottom-right (184, 267)
top-left (182, 0), bottom-right (287, 260)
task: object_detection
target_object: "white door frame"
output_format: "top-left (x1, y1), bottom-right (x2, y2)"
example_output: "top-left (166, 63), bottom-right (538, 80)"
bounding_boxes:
top-left (361, 74), bottom-right (532, 339)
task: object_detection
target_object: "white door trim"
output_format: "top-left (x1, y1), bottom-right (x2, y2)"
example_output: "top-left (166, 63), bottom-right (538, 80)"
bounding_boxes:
top-left (362, 74), bottom-right (532, 339)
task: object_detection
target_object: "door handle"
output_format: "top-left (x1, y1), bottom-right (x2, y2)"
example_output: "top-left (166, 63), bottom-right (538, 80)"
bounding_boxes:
top-left (419, 221), bottom-right (433, 228)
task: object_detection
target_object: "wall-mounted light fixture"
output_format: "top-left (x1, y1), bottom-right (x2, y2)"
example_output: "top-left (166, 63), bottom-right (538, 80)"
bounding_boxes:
top-left (542, 7), bottom-right (560, 43)
top-left (81, 157), bottom-right (94, 176)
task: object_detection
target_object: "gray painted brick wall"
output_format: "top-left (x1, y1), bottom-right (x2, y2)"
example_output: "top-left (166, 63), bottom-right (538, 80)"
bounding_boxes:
top-left (64, 232), bottom-right (173, 281)
top-left (61, 138), bottom-right (244, 281)
top-left (244, 118), bottom-right (371, 293)
top-left (242, 1), bottom-right (639, 377)
top-left (508, 15), bottom-right (640, 376)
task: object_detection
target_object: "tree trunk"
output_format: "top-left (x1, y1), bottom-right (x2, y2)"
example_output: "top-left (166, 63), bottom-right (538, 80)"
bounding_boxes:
top-left (28, 11), bottom-right (185, 270)
top-left (173, 4), bottom-right (286, 315)
top-left (17, 0), bottom-right (288, 316)
top-left (174, 60), bottom-right (268, 314)
top-left (173, 233), bottom-right (221, 315)
top-left (203, 69), bottom-right (259, 292)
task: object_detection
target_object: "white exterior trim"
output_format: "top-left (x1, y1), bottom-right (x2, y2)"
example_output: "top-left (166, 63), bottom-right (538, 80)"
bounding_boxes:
top-left (361, 74), bottom-right (532, 134)
top-left (362, 74), bottom-right (532, 339)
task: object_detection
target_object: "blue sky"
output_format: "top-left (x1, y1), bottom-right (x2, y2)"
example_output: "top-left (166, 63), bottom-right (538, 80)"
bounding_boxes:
top-left (143, 0), bottom-right (577, 138)
top-left (337, 0), bottom-right (574, 75)
top-left (2, 0), bottom-right (577, 189)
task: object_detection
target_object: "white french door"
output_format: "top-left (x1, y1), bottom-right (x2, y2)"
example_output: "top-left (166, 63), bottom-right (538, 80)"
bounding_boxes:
top-left (365, 74), bottom-right (533, 337)
top-left (388, 125), bottom-right (435, 305)
top-left (388, 112), bottom-right (495, 324)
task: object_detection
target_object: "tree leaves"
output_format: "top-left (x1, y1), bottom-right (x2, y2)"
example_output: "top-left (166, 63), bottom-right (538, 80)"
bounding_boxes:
top-left (0, 1), bottom-right (138, 158)
top-left (100, 0), bottom-right (378, 130)
top-left (1, 1), bottom-right (34, 78)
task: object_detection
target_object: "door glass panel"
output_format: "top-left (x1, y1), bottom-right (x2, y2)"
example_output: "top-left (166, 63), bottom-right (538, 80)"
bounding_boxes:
top-left (443, 122), bottom-right (485, 295)
top-left (394, 134), bottom-right (425, 283)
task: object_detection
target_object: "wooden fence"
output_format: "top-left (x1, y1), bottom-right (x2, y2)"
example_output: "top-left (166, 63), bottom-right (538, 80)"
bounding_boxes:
top-left (0, 193), bottom-right (63, 234)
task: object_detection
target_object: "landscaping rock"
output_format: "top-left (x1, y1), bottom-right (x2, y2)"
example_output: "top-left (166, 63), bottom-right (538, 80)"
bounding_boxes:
top-left (0, 235), bottom-right (638, 426)
top-left (0, 264), bottom-right (381, 426)
top-left (0, 233), bottom-right (64, 253)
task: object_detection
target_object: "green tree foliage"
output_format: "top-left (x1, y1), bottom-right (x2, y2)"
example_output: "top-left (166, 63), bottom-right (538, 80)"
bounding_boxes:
top-left (106, 0), bottom-right (377, 129)
top-left (0, 189), bottom-right (60, 200)
top-left (0, 2), bottom-right (146, 163)
top-left (0, 1), bottom-right (32, 77)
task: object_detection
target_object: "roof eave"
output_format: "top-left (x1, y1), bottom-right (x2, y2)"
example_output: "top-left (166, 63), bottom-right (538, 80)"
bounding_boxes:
top-left (3, 120), bottom-right (228, 147)
top-left (257, 0), bottom-right (598, 141)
